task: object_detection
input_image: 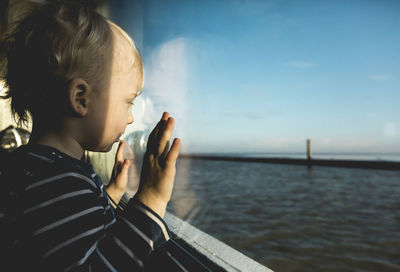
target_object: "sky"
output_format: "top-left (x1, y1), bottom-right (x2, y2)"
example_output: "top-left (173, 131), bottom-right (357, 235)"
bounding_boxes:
top-left (111, 0), bottom-right (400, 153)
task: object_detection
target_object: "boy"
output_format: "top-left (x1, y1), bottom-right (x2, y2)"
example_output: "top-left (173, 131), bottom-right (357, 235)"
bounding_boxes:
top-left (1, 1), bottom-right (181, 271)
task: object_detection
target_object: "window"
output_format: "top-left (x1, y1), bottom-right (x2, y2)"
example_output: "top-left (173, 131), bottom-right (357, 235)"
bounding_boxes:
top-left (106, 1), bottom-right (400, 271)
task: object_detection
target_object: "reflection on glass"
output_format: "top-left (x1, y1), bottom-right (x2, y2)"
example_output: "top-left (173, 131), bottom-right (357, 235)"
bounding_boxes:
top-left (112, 0), bottom-right (400, 271)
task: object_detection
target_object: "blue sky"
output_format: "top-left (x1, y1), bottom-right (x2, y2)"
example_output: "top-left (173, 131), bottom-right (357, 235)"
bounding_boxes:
top-left (111, 0), bottom-right (400, 153)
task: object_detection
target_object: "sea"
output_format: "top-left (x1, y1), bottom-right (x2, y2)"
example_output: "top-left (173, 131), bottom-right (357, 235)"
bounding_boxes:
top-left (167, 153), bottom-right (400, 272)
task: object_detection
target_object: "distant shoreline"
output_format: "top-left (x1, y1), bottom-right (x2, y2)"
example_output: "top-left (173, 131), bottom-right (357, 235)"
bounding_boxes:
top-left (179, 154), bottom-right (400, 171)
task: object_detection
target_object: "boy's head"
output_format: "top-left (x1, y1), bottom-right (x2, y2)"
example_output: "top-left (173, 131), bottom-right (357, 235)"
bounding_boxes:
top-left (78, 21), bottom-right (144, 152)
top-left (0, 1), bottom-right (144, 152)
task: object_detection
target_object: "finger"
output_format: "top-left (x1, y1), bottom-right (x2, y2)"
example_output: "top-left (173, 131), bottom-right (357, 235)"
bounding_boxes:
top-left (120, 159), bottom-right (130, 177)
top-left (165, 138), bottom-right (181, 166)
top-left (115, 140), bottom-right (125, 164)
top-left (147, 122), bottom-right (163, 153)
top-left (148, 112), bottom-right (171, 152)
top-left (161, 140), bottom-right (170, 160)
top-left (114, 159), bottom-right (130, 182)
top-left (157, 117), bottom-right (174, 156)
top-left (161, 112), bottom-right (170, 120)
top-left (153, 112), bottom-right (170, 142)
top-left (111, 141), bottom-right (125, 178)
top-left (147, 114), bottom-right (167, 147)
top-left (111, 161), bottom-right (123, 181)
top-left (112, 159), bottom-right (130, 191)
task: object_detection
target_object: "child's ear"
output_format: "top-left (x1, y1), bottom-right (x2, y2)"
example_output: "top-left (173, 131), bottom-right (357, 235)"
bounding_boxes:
top-left (68, 78), bottom-right (91, 116)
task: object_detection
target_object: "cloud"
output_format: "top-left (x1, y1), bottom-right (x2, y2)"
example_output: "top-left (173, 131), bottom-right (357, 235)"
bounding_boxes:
top-left (254, 137), bottom-right (306, 152)
top-left (383, 123), bottom-right (397, 138)
top-left (185, 134), bottom-right (400, 153)
top-left (284, 61), bottom-right (316, 69)
top-left (369, 74), bottom-right (390, 81)
top-left (145, 37), bottom-right (190, 140)
top-left (241, 83), bottom-right (268, 97)
top-left (244, 112), bottom-right (264, 120)
top-left (312, 138), bottom-right (378, 151)
top-left (127, 37), bottom-right (189, 132)
top-left (246, 137), bottom-right (400, 153)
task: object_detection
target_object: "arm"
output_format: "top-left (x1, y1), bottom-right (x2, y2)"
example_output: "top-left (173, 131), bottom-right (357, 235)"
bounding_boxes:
top-left (12, 172), bottom-right (170, 271)
top-left (3, 112), bottom-right (181, 271)
top-left (73, 112), bottom-right (180, 270)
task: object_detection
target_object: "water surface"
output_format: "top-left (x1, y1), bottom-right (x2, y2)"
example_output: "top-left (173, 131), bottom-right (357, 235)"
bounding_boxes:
top-left (168, 159), bottom-right (400, 271)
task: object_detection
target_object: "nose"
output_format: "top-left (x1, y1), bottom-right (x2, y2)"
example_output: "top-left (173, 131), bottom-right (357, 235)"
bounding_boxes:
top-left (128, 110), bottom-right (134, 125)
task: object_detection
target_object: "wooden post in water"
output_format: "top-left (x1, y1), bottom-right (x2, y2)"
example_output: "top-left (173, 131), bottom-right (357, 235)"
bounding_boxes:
top-left (307, 139), bottom-right (312, 161)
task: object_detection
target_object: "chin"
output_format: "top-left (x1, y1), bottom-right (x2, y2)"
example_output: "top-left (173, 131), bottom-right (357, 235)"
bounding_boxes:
top-left (103, 144), bottom-right (115, 152)
top-left (92, 143), bottom-right (114, 153)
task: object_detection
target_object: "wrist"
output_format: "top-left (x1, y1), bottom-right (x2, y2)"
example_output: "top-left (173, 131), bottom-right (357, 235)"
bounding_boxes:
top-left (106, 184), bottom-right (125, 206)
top-left (134, 192), bottom-right (168, 218)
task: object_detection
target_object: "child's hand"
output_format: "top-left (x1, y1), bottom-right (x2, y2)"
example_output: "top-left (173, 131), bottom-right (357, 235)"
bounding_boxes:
top-left (135, 112), bottom-right (181, 218)
top-left (106, 140), bottom-right (130, 208)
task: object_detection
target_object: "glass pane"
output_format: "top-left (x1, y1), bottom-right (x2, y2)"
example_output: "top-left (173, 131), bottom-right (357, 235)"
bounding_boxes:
top-left (111, 0), bottom-right (400, 271)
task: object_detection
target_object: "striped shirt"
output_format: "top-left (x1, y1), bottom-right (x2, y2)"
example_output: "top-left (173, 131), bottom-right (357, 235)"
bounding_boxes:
top-left (0, 143), bottom-right (194, 271)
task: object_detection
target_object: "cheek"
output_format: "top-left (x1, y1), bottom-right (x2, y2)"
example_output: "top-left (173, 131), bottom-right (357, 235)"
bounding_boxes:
top-left (117, 106), bottom-right (130, 124)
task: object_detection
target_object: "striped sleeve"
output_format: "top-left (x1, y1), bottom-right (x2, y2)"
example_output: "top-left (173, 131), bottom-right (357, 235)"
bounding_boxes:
top-left (11, 172), bottom-right (114, 271)
top-left (92, 198), bottom-right (173, 271)
top-left (6, 170), bottom-right (188, 271)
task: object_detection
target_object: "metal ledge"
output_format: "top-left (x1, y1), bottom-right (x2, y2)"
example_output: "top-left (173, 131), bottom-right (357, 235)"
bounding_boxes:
top-left (165, 212), bottom-right (273, 272)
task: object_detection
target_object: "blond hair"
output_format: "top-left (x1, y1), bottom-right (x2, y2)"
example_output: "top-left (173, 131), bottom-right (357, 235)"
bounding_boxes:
top-left (108, 21), bottom-right (144, 95)
top-left (0, 1), bottom-right (114, 126)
